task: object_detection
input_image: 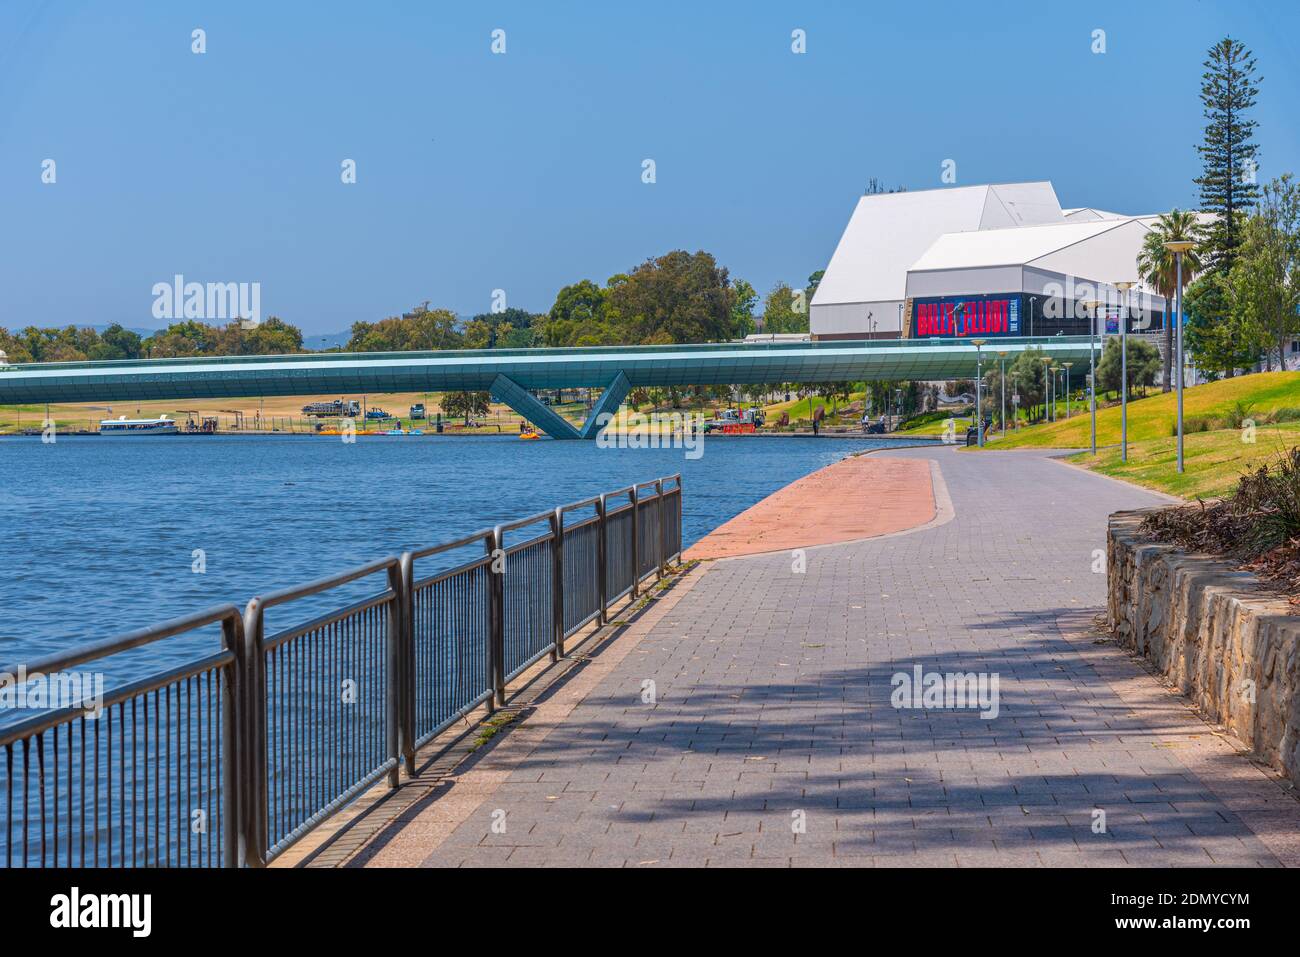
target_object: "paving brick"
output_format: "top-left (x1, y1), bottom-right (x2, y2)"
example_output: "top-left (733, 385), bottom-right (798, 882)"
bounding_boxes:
top-left (408, 449), bottom-right (1298, 868)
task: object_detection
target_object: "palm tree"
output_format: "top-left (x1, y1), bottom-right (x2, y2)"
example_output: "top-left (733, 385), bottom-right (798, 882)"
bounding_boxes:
top-left (1137, 209), bottom-right (1204, 391)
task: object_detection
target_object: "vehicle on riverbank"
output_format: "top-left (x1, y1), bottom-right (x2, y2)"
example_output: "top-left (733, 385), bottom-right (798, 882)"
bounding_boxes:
top-left (703, 407), bottom-right (765, 433)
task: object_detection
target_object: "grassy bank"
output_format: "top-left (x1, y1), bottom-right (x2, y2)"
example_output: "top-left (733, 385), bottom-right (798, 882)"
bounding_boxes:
top-left (1065, 422), bottom-right (1300, 499)
top-left (990, 371), bottom-right (1300, 449)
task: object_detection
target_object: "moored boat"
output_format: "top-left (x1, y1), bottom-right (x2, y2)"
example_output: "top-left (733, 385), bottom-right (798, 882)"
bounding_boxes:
top-left (99, 415), bottom-right (180, 435)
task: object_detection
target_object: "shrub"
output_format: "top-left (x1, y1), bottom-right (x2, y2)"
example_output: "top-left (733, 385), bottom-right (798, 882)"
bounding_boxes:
top-left (1176, 416), bottom-right (1214, 435)
top-left (1141, 446), bottom-right (1300, 559)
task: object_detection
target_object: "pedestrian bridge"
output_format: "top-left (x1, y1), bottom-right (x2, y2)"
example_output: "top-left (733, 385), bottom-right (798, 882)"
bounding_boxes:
top-left (0, 336), bottom-right (1096, 438)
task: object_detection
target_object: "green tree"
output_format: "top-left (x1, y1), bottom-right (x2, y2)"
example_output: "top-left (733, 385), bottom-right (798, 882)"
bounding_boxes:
top-left (1228, 174), bottom-right (1300, 370)
top-left (761, 283), bottom-right (809, 334)
top-left (0, 327), bottom-right (34, 363)
top-left (1184, 272), bottom-right (1261, 376)
top-left (407, 307), bottom-right (463, 351)
top-left (347, 307), bottom-right (462, 352)
top-left (541, 279), bottom-right (614, 346)
top-left (1195, 37), bottom-right (1262, 273)
top-left (1005, 348), bottom-right (1049, 422)
top-left (1137, 210), bottom-right (1204, 391)
top-left (89, 324), bottom-right (143, 361)
top-left (1096, 336), bottom-right (1161, 398)
top-left (242, 316), bottom-right (303, 355)
top-left (144, 320), bottom-right (212, 357)
top-left (441, 390), bottom-right (491, 425)
top-left (731, 279), bottom-right (758, 338)
top-left (605, 250), bottom-right (735, 345)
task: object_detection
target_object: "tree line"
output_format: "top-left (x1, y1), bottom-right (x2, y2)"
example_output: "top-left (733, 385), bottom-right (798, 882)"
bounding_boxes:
top-left (1, 252), bottom-right (820, 365)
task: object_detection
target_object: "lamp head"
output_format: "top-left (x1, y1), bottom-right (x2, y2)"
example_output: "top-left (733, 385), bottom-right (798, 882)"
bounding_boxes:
top-left (1163, 240), bottom-right (1195, 254)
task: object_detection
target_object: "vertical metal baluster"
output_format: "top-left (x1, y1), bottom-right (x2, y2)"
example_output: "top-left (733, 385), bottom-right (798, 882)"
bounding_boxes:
top-left (52, 726), bottom-right (59, 867)
top-left (141, 695), bottom-right (149, 867)
top-left (6, 744), bottom-right (13, 868)
top-left (128, 696), bottom-right (135, 867)
top-left (22, 738), bottom-right (30, 868)
top-left (94, 719), bottom-right (100, 867)
top-left (78, 720), bottom-right (85, 867)
top-left (185, 677), bottom-right (192, 866)
top-left (152, 690), bottom-right (159, 867)
top-left (36, 733), bottom-right (47, 867)
top-left (165, 683), bottom-right (172, 866)
top-left (205, 669), bottom-right (212, 866)
top-left (193, 677), bottom-right (200, 867)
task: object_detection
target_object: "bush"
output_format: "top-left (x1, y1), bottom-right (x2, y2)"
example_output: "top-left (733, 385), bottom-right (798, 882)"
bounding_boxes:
top-left (1176, 416), bottom-right (1215, 435)
top-left (1141, 446), bottom-right (1300, 560)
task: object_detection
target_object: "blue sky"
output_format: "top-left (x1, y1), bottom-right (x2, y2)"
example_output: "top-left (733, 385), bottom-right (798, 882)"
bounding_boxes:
top-left (1, 0), bottom-right (1297, 336)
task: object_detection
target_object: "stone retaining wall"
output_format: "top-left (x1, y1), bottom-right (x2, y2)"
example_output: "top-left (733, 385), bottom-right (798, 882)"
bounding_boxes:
top-left (1108, 509), bottom-right (1300, 788)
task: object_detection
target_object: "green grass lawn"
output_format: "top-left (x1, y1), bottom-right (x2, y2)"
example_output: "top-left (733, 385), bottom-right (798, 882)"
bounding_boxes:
top-left (1065, 421), bottom-right (1300, 499)
top-left (990, 371), bottom-right (1300, 449)
top-left (762, 392), bottom-right (865, 422)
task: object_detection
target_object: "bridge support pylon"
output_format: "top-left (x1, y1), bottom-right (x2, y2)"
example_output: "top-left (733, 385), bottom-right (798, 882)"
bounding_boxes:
top-left (488, 375), bottom-right (581, 439)
top-left (579, 372), bottom-right (630, 439)
top-left (488, 372), bottom-right (633, 440)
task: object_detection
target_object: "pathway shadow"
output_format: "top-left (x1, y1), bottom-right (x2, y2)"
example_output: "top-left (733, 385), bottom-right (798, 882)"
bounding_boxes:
top-left (500, 633), bottom-right (1277, 863)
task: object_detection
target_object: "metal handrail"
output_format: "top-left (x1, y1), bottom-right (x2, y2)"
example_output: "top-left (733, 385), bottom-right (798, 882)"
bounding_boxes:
top-left (0, 605), bottom-right (243, 868)
top-left (1, 474), bottom-right (683, 869)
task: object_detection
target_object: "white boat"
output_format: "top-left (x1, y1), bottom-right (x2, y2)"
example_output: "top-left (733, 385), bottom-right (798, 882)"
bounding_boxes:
top-left (99, 415), bottom-right (180, 435)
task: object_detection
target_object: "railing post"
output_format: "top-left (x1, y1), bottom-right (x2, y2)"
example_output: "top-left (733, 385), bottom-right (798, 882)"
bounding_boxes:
top-left (677, 474), bottom-right (684, 563)
top-left (240, 599), bottom-right (267, 868)
top-left (655, 478), bottom-right (666, 580)
top-left (597, 495), bottom-right (608, 625)
top-left (399, 552), bottom-right (416, 777)
top-left (220, 612), bottom-right (243, 868)
top-left (630, 488), bottom-right (640, 598)
top-left (550, 508), bottom-right (564, 661)
top-left (489, 526), bottom-right (506, 708)
top-left (383, 558), bottom-right (408, 786)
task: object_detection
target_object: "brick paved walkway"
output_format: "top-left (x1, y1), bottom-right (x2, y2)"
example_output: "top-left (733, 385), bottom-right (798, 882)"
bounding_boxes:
top-left (387, 448), bottom-right (1300, 867)
top-left (684, 453), bottom-right (936, 559)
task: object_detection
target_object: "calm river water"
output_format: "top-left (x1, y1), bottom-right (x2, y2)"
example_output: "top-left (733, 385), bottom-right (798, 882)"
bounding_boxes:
top-left (0, 433), bottom-right (930, 674)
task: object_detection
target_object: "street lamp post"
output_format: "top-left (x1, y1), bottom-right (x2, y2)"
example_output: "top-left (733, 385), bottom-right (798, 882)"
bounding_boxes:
top-left (1081, 299), bottom-right (1102, 455)
top-left (1041, 356), bottom-right (1053, 423)
top-left (1115, 281), bottom-right (1135, 463)
top-left (997, 350), bottom-right (1008, 437)
top-left (1164, 240), bottom-right (1195, 473)
top-left (971, 338), bottom-right (987, 446)
top-left (1061, 362), bottom-right (1073, 418)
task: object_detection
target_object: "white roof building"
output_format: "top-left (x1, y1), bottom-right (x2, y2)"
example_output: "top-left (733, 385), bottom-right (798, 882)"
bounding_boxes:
top-left (810, 181), bottom-right (1168, 340)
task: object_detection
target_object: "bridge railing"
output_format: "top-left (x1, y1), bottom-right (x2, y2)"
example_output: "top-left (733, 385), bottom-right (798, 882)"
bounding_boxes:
top-left (0, 474), bottom-right (682, 868)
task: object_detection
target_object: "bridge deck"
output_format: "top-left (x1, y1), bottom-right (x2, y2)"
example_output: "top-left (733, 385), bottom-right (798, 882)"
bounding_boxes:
top-left (0, 337), bottom-right (1100, 406)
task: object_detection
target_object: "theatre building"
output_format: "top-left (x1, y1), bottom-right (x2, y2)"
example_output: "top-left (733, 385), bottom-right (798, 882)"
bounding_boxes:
top-left (810, 181), bottom-right (1169, 342)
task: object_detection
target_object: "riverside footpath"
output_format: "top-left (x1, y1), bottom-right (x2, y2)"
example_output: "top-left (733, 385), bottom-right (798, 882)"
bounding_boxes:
top-left (296, 447), bottom-right (1300, 868)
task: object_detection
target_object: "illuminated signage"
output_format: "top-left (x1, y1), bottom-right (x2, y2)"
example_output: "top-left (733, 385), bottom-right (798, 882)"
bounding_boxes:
top-left (914, 295), bottom-right (1021, 337)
